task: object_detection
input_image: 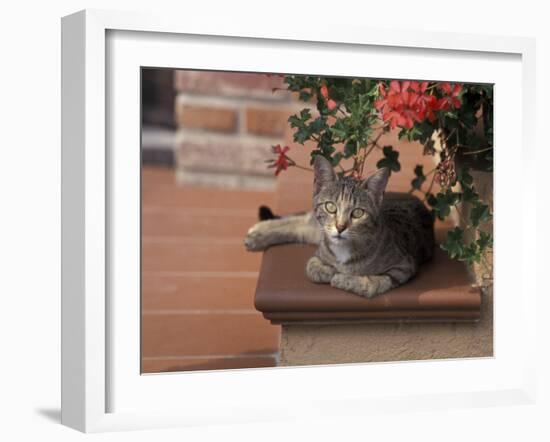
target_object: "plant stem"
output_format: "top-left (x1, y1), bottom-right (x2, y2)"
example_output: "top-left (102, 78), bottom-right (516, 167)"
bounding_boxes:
top-left (459, 146), bottom-right (493, 155)
top-left (290, 163), bottom-right (313, 172)
top-left (443, 128), bottom-right (456, 145)
top-left (422, 172), bottom-right (437, 201)
top-left (286, 157), bottom-right (313, 172)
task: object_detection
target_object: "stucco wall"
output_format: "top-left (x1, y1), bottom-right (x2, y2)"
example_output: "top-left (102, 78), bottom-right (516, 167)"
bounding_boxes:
top-left (279, 286), bottom-right (492, 366)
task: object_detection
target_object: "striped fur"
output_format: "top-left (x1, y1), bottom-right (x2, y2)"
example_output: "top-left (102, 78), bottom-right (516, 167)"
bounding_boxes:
top-left (245, 156), bottom-right (434, 298)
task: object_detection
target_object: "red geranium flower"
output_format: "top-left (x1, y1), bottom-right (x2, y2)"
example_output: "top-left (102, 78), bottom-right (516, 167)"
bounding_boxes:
top-left (320, 84), bottom-right (329, 100)
top-left (270, 144), bottom-right (290, 176)
top-left (319, 84), bottom-right (338, 111)
top-left (408, 81), bottom-right (429, 93)
top-left (375, 80), bottom-right (429, 129)
top-left (437, 82), bottom-right (462, 110)
top-left (376, 80), bottom-right (462, 129)
top-left (415, 92), bottom-right (438, 122)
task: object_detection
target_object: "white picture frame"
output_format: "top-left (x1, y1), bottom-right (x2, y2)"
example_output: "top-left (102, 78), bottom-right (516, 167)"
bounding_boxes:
top-left (61, 9), bottom-right (538, 433)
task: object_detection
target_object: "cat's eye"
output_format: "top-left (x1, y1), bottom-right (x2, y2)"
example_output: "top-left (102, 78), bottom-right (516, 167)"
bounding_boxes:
top-left (351, 208), bottom-right (365, 219)
top-left (325, 201), bottom-right (337, 214)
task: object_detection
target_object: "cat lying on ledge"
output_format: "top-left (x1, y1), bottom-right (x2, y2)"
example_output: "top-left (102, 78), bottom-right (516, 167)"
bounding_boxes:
top-left (245, 155), bottom-right (434, 298)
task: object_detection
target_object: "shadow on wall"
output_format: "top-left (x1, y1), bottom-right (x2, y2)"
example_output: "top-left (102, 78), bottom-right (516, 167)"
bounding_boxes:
top-left (142, 68), bottom-right (177, 167)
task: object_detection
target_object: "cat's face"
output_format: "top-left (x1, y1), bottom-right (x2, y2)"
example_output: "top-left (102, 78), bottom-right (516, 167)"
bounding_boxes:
top-left (312, 156), bottom-right (389, 243)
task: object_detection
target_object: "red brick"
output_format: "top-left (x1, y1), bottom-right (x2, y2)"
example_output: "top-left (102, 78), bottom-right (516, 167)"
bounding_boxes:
top-left (174, 70), bottom-right (289, 100)
top-left (177, 137), bottom-right (275, 176)
top-left (246, 107), bottom-right (290, 137)
top-left (176, 104), bottom-right (237, 133)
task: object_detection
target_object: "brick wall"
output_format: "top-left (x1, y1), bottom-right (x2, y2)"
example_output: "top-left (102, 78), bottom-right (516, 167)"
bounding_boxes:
top-left (174, 71), bottom-right (301, 189)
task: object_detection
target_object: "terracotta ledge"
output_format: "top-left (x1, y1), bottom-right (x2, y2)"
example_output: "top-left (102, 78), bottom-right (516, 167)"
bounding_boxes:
top-left (255, 242), bottom-right (480, 325)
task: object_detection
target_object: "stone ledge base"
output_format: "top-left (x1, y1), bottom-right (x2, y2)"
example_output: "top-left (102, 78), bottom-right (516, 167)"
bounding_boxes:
top-left (279, 286), bottom-right (493, 366)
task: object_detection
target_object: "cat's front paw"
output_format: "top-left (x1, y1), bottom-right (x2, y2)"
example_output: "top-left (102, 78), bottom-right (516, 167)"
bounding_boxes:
top-left (330, 274), bottom-right (379, 298)
top-left (244, 222), bottom-right (270, 251)
top-left (330, 273), bottom-right (357, 293)
top-left (306, 256), bottom-right (335, 284)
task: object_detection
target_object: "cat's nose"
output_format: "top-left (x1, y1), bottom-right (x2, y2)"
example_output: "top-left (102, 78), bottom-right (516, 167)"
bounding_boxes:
top-left (336, 223), bottom-right (347, 234)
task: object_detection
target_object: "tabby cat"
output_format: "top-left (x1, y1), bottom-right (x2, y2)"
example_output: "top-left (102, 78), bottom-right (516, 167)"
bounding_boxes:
top-left (244, 155), bottom-right (434, 298)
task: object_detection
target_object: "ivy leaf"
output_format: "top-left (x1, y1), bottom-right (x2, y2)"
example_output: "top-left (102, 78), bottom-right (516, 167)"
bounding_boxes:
top-left (441, 227), bottom-right (491, 264)
top-left (460, 242), bottom-right (481, 265)
top-left (430, 189), bottom-right (460, 220)
top-left (461, 186), bottom-right (479, 204)
top-left (457, 167), bottom-right (474, 188)
top-left (441, 227), bottom-right (465, 260)
top-left (411, 165), bottom-right (426, 190)
top-left (470, 202), bottom-right (492, 227)
top-left (476, 231), bottom-right (493, 250)
top-left (376, 145), bottom-right (401, 174)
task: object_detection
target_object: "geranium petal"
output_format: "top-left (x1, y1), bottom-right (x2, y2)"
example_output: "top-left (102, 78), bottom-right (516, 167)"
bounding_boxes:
top-left (390, 80), bottom-right (401, 93)
top-left (452, 83), bottom-right (462, 95)
top-left (439, 82), bottom-right (451, 94)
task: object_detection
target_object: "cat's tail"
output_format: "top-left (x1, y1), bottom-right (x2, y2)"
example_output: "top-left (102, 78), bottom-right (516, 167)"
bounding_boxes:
top-left (258, 205), bottom-right (280, 221)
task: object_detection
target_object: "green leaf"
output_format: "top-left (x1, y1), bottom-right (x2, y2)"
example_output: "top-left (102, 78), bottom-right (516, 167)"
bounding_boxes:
top-left (440, 227), bottom-right (490, 264)
top-left (376, 145), bottom-right (401, 173)
top-left (430, 189), bottom-right (460, 220)
top-left (331, 152), bottom-right (343, 166)
top-left (288, 109), bottom-right (313, 144)
top-left (310, 116), bottom-right (327, 133)
top-left (343, 141), bottom-right (357, 158)
top-left (440, 227), bottom-right (465, 260)
top-left (457, 167), bottom-right (474, 188)
top-left (292, 128), bottom-right (310, 144)
top-left (470, 202), bottom-right (492, 227)
top-left (459, 242), bottom-right (481, 265)
top-left (461, 186), bottom-right (479, 204)
top-left (411, 165), bottom-right (426, 190)
top-left (298, 90), bottom-right (312, 101)
top-left (329, 118), bottom-right (349, 140)
top-left (476, 231), bottom-right (493, 250)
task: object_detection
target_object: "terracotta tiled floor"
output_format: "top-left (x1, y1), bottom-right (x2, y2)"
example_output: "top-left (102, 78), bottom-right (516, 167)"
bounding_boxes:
top-left (141, 167), bottom-right (280, 373)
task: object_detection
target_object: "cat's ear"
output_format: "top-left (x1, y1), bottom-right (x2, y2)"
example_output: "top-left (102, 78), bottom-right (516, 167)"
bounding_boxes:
top-left (362, 168), bottom-right (390, 206)
top-left (313, 155), bottom-right (336, 194)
